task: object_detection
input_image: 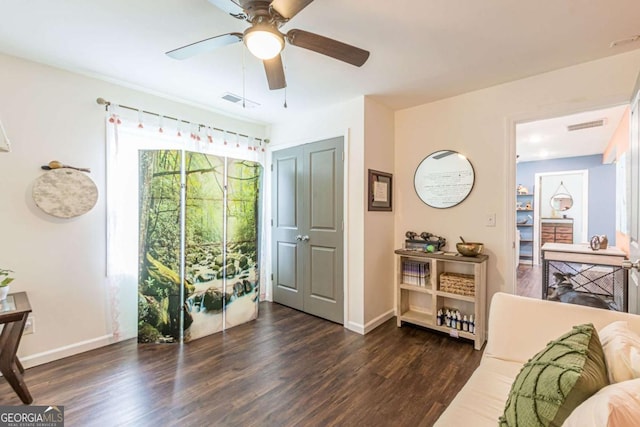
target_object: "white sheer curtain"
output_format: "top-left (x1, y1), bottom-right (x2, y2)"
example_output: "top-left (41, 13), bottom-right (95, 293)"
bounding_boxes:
top-left (0, 118), bottom-right (11, 152)
top-left (105, 109), bottom-right (266, 342)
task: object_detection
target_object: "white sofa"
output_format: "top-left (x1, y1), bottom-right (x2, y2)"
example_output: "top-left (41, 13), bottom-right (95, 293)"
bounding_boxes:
top-left (435, 292), bottom-right (640, 426)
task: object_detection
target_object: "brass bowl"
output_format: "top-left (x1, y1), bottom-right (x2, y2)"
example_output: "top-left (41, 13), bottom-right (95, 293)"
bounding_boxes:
top-left (456, 242), bottom-right (484, 257)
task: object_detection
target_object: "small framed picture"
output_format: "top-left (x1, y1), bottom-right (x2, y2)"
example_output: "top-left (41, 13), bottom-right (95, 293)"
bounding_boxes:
top-left (368, 169), bottom-right (392, 211)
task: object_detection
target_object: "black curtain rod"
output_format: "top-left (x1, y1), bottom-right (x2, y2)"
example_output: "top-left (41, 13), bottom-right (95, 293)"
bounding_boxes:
top-left (96, 97), bottom-right (268, 144)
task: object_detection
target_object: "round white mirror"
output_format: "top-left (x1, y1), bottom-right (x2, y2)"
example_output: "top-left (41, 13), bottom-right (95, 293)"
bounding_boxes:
top-left (550, 181), bottom-right (573, 211)
top-left (550, 193), bottom-right (573, 211)
top-left (413, 150), bottom-right (475, 208)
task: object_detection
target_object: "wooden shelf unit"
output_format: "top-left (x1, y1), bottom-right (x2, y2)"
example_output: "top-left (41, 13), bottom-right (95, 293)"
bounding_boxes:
top-left (395, 249), bottom-right (487, 350)
top-left (516, 193), bottom-right (534, 264)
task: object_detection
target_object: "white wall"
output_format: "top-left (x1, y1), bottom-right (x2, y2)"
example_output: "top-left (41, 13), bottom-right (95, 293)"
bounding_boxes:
top-left (268, 98), bottom-right (367, 332)
top-left (395, 50), bottom-right (640, 321)
top-left (363, 97), bottom-right (395, 329)
top-left (0, 53), bottom-right (266, 367)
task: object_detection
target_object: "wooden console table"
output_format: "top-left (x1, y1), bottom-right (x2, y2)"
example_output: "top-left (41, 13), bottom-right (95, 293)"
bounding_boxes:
top-left (541, 243), bottom-right (628, 311)
top-left (0, 292), bottom-right (33, 404)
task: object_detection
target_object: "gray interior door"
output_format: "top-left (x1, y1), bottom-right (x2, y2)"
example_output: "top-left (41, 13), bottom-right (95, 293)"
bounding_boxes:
top-left (272, 137), bottom-right (344, 323)
top-left (272, 146), bottom-right (304, 310)
top-left (302, 138), bottom-right (344, 323)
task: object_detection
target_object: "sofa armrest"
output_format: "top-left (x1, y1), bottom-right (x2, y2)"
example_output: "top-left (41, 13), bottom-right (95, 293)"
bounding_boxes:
top-left (483, 292), bottom-right (640, 364)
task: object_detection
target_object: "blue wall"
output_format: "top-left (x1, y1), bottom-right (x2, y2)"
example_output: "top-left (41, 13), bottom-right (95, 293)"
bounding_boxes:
top-left (516, 154), bottom-right (615, 241)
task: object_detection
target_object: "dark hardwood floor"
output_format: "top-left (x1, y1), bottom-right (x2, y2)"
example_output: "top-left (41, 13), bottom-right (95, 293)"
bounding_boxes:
top-left (0, 303), bottom-right (483, 427)
top-left (516, 263), bottom-right (543, 299)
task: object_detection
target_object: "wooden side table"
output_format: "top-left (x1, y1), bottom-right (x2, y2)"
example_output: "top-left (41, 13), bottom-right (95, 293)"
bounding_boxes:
top-left (0, 292), bottom-right (33, 404)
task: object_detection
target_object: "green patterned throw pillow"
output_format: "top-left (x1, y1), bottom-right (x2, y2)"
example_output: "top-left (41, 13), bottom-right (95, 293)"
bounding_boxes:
top-left (498, 323), bottom-right (608, 427)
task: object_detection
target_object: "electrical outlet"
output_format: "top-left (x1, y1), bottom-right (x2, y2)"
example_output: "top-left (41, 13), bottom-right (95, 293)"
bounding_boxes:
top-left (23, 315), bottom-right (35, 335)
top-left (486, 213), bottom-right (496, 227)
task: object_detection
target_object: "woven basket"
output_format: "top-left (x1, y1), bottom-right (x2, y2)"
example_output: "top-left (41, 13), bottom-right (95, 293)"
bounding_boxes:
top-left (440, 272), bottom-right (475, 297)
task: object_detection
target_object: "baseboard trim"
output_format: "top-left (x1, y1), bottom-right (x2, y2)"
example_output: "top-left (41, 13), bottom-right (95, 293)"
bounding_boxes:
top-left (20, 334), bottom-right (114, 369)
top-left (363, 309), bottom-right (395, 334)
top-left (346, 321), bottom-right (365, 335)
top-left (346, 309), bottom-right (395, 335)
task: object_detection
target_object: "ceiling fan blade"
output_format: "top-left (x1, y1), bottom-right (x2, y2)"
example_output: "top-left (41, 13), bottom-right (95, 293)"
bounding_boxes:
top-left (286, 29), bottom-right (369, 67)
top-left (207, 0), bottom-right (246, 19)
top-left (263, 55), bottom-right (287, 90)
top-left (166, 33), bottom-right (243, 60)
top-left (271, 0), bottom-right (314, 19)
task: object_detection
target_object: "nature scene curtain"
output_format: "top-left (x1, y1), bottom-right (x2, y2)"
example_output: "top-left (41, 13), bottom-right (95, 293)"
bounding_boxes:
top-left (105, 111), bottom-right (264, 344)
top-left (138, 150), bottom-right (261, 343)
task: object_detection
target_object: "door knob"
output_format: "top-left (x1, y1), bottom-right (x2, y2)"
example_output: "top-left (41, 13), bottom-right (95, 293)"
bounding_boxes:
top-left (622, 259), bottom-right (640, 271)
top-left (296, 235), bottom-right (303, 241)
top-left (301, 235), bottom-right (310, 242)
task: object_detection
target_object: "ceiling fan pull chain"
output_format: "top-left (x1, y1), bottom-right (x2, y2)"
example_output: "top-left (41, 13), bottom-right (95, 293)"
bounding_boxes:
top-left (283, 51), bottom-right (287, 108)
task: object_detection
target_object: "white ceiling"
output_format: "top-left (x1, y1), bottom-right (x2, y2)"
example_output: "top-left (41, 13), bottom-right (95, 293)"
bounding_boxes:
top-left (0, 0), bottom-right (639, 125)
top-left (516, 104), bottom-right (628, 163)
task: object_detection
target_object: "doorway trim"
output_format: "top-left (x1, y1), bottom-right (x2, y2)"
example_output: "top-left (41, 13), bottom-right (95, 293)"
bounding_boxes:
top-left (506, 96), bottom-right (630, 295)
top-left (532, 169), bottom-right (589, 264)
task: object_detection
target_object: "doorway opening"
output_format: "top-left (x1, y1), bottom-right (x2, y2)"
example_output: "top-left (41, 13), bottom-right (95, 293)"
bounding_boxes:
top-left (514, 104), bottom-right (628, 299)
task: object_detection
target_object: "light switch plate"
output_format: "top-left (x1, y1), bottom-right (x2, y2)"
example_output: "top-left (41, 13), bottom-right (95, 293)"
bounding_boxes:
top-left (486, 213), bottom-right (496, 227)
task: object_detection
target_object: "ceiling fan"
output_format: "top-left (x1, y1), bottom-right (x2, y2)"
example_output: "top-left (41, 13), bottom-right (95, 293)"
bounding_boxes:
top-left (166, 0), bottom-right (370, 90)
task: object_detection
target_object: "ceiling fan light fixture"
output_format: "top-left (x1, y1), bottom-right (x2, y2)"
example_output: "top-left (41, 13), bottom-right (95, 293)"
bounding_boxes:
top-left (244, 26), bottom-right (284, 60)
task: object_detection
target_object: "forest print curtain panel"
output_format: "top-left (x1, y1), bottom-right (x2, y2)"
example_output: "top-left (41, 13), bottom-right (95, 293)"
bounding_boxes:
top-left (137, 150), bottom-right (261, 343)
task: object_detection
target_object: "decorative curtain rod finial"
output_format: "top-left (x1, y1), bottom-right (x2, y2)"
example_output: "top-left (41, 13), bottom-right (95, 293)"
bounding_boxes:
top-left (96, 97), bottom-right (111, 111)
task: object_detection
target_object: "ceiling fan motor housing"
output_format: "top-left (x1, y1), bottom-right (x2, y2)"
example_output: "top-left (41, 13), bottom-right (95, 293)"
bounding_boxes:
top-left (243, 1), bottom-right (283, 24)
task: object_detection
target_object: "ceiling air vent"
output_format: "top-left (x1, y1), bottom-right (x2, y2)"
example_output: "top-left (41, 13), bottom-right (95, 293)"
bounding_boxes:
top-left (220, 92), bottom-right (260, 109)
top-left (566, 119), bottom-right (606, 132)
